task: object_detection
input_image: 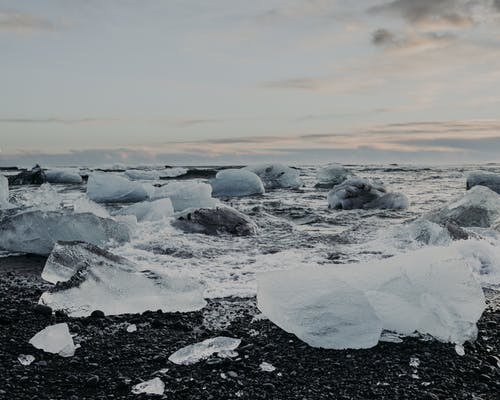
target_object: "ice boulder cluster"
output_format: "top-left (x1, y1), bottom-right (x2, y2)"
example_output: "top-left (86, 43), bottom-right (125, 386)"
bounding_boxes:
top-left (211, 169), bottom-right (265, 197)
top-left (87, 173), bottom-right (152, 203)
top-left (39, 241), bottom-right (206, 317)
top-left (0, 211), bottom-right (131, 255)
top-left (45, 169), bottom-right (83, 184)
top-left (257, 246), bottom-right (485, 349)
top-left (328, 178), bottom-right (408, 210)
top-left (466, 171), bottom-right (500, 194)
top-left (315, 164), bottom-right (351, 188)
top-left (244, 164), bottom-right (302, 189)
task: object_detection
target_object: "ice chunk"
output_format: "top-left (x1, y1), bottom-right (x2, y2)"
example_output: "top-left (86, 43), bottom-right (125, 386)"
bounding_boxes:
top-left (29, 323), bottom-right (75, 357)
top-left (168, 337), bottom-right (241, 365)
top-left (259, 362), bottom-right (276, 372)
top-left (87, 173), bottom-right (150, 203)
top-left (0, 175), bottom-right (9, 207)
top-left (315, 164), bottom-right (350, 188)
top-left (16, 183), bottom-right (63, 211)
top-left (45, 169), bottom-right (83, 184)
top-left (124, 169), bottom-right (160, 181)
top-left (160, 167), bottom-right (188, 178)
top-left (126, 324), bottom-right (137, 333)
top-left (131, 377), bottom-right (165, 395)
top-left (466, 171), bottom-right (500, 194)
top-left (39, 241), bottom-right (206, 317)
top-left (211, 169), bottom-right (265, 197)
top-left (115, 198), bottom-right (174, 222)
top-left (426, 185), bottom-right (500, 227)
top-left (244, 164), bottom-right (302, 189)
top-left (151, 181), bottom-right (217, 211)
top-left (73, 197), bottom-right (110, 218)
top-left (455, 344), bottom-right (465, 356)
top-left (174, 206), bottom-right (258, 236)
top-left (257, 269), bottom-right (383, 349)
top-left (257, 247), bottom-right (485, 348)
top-left (386, 219), bottom-right (452, 249)
top-left (328, 178), bottom-right (407, 210)
top-left (18, 354), bottom-right (35, 366)
top-left (8, 165), bottom-right (46, 186)
top-left (0, 210), bottom-right (130, 256)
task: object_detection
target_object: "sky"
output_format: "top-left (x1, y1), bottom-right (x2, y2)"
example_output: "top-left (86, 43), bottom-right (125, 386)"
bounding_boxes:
top-left (1, 0), bottom-right (500, 166)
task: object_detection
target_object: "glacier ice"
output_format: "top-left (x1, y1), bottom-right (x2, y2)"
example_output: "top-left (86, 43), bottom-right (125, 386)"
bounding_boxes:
top-left (151, 181), bottom-right (217, 211)
top-left (73, 196), bottom-right (110, 218)
top-left (211, 169), bottom-right (265, 197)
top-left (115, 198), bottom-right (174, 222)
top-left (257, 269), bottom-right (383, 349)
top-left (0, 210), bottom-right (130, 255)
top-left (124, 169), bottom-right (161, 181)
top-left (328, 178), bottom-right (408, 210)
top-left (45, 169), bottom-right (83, 184)
top-left (160, 167), bottom-right (188, 178)
top-left (87, 173), bottom-right (151, 203)
top-left (29, 323), bottom-right (75, 357)
top-left (131, 377), bottom-right (165, 395)
top-left (466, 171), bottom-right (500, 194)
top-left (39, 241), bottom-right (206, 317)
top-left (316, 164), bottom-right (350, 188)
top-left (0, 175), bottom-right (9, 207)
top-left (168, 337), bottom-right (241, 365)
top-left (257, 246), bottom-right (486, 349)
top-left (426, 185), bottom-right (500, 227)
top-left (174, 206), bottom-right (258, 236)
top-left (15, 183), bottom-right (63, 212)
top-left (244, 164), bottom-right (302, 189)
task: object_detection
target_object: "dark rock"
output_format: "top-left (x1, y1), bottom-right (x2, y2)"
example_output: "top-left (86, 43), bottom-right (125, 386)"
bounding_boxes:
top-left (162, 168), bottom-right (217, 180)
top-left (444, 222), bottom-right (469, 240)
top-left (90, 310), bottom-right (105, 318)
top-left (466, 171), bottom-right (500, 194)
top-left (8, 165), bottom-right (47, 186)
top-left (33, 304), bottom-right (52, 316)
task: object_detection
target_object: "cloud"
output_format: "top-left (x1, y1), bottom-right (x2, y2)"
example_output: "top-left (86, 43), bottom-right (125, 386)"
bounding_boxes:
top-left (0, 10), bottom-right (57, 33)
top-left (371, 28), bottom-right (456, 51)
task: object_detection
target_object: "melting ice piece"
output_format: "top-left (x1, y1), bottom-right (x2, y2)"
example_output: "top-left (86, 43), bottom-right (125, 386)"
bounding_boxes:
top-left (73, 197), bottom-right (110, 218)
top-left (244, 164), bottom-right (302, 189)
top-left (0, 210), bottom-right (130, 256)
top-left (455, 344), bottom-right (465, 356)
top-left (115, 198), bottom-right (174, 222)
top-left (315, 164), bottom-right (350, 188)
top-left (87, 173), bottom-right (151, 203)
top-left (45, 169), bottom-right (83, 184)
top-left (426, 185), bottom-right (500, 228)
top-left (257, 246), bottom-right (486, 349)
top-left (29, 323), bottom-right (75, 357)
top-left (124, 169), bottom-right (160, 181)
top-left (39, 241), bottom-right (206, 317)
top-left (466, 171), bottom-right (500, 194)
top-left (409, 357), bottom-right (420, 368)
top-left (174, 206), bottom-right (258, 236)
top-left (257, 269), bottom-right (383, 349)
top-left (131, 377), bottom-right (165, 395)
top-left (259, 362), bottom-right (276, 372)
top-left (151, 181), bottom-right (217, 211)
top-left (126, 324), bottom-right (137, 333)
top-left (211, 169), bottom-right (264, 197)
top-left (0, 175), bottom-right (9, 207)
top-left (168, 337), bottom-right (241, 365)
top-left (18, 354), bottom-right (35, 366)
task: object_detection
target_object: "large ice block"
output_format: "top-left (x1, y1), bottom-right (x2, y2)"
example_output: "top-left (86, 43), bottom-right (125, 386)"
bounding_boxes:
top-left (86, 173), bottom-right (150, 203)
top-left (211, 169), bottom-right (264, 197)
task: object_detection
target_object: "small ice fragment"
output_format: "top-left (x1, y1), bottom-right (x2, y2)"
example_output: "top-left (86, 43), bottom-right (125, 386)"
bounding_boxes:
top-left (29, 323), bottom-right (76, 357)
top-left (217, 349), bottom-right (238, 359)
top-left (168, 337), bottom-right (241, 365)
top-left (259, 362), bottom-right (276, 372)
top-left (126, 324), bottom-right (137, 333)
top-left (18, 354), bottom-right (35, 366)
top-left (411, 373), bottom-right (420, 380)
top-left (379, 332), bottom-right (403, 343)
top-left (409, 357), bottom-right (420, 368)
top-left (421, 382), bottom-right (431, 387)
top-left (131, 377), bottom-right (165, 395)
top-left (248, 329), bottom-right (259, 337)
top-left (455, 344), bottom-right (465, 356)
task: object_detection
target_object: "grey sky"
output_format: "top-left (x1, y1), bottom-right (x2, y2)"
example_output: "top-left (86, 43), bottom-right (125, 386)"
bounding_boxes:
top-left (1, 0), bottom-right (500, 165)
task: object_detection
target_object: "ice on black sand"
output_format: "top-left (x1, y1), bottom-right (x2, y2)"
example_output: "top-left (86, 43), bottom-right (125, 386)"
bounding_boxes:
top-left (29, 323), bottom-right (76, 357)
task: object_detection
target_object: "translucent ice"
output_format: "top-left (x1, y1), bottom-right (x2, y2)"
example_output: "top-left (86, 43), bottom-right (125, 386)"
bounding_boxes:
top-left (0, 210), bottom-right (130, 255)
top-left (87, 173), bottom-right (150, 203)
top-left (316, 164), bottom-right (350, 188)
top-left (466, 171), bottom-right (500, 194)
top-left (39, 241), bottom-right (206, 317)
top-left (211, 169), bottom-right (265, 197)
top-left (29, 323), bottom-right (75, 357)
top-left (115, 198), bottom-right (174, 222)
top-left (259, 362), bottom-right (276, 372)
top-left (160, 167), bottom-right (188, 178)
top-left (45, 169), bottom-right (83, 184)
top-left (0, 175), bottom-right (9, 207)
top-left (73, 196), bottom-right (110, 218)
top-left (244, 164), bottom-right (302, 189)
top-left (131, 377), bottom-right (165, 395)
top-left (18, 354), bottom-right (35, 366)
top-left (152, 181), bottom-right (217, 211)
top-left (124, 169), bottom-right (161, 181)
top-left (426, 185), bottom-right (500, 227)
top-left (257, 246), bottom-right (486, 348)
top-left (168, 337), bottom-right (241, 365)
